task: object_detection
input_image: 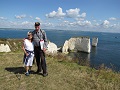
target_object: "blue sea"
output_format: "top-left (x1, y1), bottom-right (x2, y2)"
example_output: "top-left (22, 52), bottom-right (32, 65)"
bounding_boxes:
top-left (0, 28), bottom-right (120, 71)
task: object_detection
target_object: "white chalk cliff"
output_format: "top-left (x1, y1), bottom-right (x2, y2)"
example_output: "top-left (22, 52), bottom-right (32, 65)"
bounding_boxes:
top-left (46, 41), bottom-right (57, 54)
top-left (62, 37), bottom-right (91, 53)
top-left (0, 44), bottom-right (11, 52)
top-left (92, 37), bottom-right (98, 47)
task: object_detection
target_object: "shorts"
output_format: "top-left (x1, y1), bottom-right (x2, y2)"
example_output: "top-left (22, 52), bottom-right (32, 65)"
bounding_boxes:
top-left (24, 54), bottom-right (34, 66)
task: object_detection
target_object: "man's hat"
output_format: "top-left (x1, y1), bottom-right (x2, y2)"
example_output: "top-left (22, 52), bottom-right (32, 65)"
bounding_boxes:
top-left (35, 22), bottom-right (40, 26)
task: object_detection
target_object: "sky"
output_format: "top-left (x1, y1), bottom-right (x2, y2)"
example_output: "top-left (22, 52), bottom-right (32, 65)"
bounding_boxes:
top-left (0, 0), bottom-right (120, 33)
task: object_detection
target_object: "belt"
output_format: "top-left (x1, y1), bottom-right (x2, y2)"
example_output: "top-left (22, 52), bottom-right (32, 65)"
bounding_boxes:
top-left (34, 46), bottom-right (40, 47)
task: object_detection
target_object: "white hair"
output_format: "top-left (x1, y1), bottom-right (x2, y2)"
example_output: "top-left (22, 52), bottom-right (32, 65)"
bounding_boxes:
top-left (27, 31), bottom-right (32, 35)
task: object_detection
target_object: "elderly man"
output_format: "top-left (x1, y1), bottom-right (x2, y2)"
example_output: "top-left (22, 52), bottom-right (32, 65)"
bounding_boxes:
top-left (32, 22), bottom-right (48, 77)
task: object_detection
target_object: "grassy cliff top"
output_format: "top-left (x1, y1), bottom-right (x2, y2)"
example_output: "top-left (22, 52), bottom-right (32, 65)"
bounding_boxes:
top-left (0, 38), bottom-right (23, 52)
top-left (0, 52), bottom-right (120, 90)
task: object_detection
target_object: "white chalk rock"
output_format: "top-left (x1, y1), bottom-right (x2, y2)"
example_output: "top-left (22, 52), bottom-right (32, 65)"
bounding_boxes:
top-left (0, 44), bottom-right (11, 52)
top-left (75, 37), bottom-right (91, 53)
top-left (62, 40), bottom-right (69, 54)
top-left (46, 42), bottom-right (57, 54)
top-left (68, 38), bottom-right (77, 50)
top-left (62, 37), bottom-right (91, 53)
top-left (92, 37), bottom-right (98, 47)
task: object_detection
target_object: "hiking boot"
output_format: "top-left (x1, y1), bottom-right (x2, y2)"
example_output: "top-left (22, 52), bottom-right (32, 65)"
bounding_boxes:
top-left (28, 70), bottom-right (31, 74)
top-left (43, 73), bottom-right (48, 77)
top-left (35, 70), bottom-right (41, 74)
top-left (25, 72), bottom-right (29, 76)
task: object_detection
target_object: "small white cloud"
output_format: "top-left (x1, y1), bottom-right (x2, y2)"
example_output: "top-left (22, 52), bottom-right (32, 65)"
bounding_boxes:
top-left (21, 21), bottom-right (29, 25)
top-left (63, 20), bottom-right (69, 23)
top-left (30, 16), bottom-right (33, 18)
top-left (75, 18), bottom-right (84, 21)
top-left (66, 8), bottom-right (80, 18)
top-left (93, 20), bottom-right (96, 22)
top-left (43, 22), bottom-right (53, 27)
top-left (77, 20), bottom-right (91, 26)
top-left (15, 14), bottom-right (26, 19)
top-left (103, 20), bottom-right (110, 25)
top-left (46, 11), bottom-right (56, 18)
top-left (109, 17), bottom-right (116, 20)
top-left (46, 7), bottom-right (66, 18)
top-left (95, 23), bottom-right (99, 26)
top-left (80, 12), bottom-right (86, 18)
top-left (35, 17), bottom-right (41, 21)
top-left (0, 17), bottom-right (7, 20)
top-left (101, 20), bottom-right (110, 28)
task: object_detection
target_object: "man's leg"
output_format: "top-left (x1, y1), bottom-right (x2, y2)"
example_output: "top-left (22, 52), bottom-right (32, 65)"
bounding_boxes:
top-left (40, 50), bottom-right (47, 75)
top-left (34, 47), bottom-right (41, 72)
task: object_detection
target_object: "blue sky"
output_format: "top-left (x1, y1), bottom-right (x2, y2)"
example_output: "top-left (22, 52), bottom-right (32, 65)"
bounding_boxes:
top-left (0, 0), bottom-right (120, 33)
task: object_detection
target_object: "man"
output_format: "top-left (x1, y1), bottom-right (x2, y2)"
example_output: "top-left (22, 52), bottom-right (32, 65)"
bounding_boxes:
top-left (32, 22), bottom-right (48, 77)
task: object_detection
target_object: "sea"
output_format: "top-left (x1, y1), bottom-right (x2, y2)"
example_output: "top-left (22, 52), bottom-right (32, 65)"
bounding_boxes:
top-left (0, 28), bottom-right (120, 71)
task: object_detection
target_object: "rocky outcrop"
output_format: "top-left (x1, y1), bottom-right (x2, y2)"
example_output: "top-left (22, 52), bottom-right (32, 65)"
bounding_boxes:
top-left (62, 37), bottom-right (91, 53)
top-left (46, 41), bottom-right (58, 54)
top-left (92, 37), bottom-right (98, 47)
top-left (62, 40), bottom-right (69, 54)
top-left (0, 44), bottom-right (11, 52)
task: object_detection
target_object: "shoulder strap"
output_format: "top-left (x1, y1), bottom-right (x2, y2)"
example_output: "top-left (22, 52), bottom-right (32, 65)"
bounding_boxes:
top-left (40, 29), bottom-right (45, 40)
top-left (34, 29), bottom-right (45, 41)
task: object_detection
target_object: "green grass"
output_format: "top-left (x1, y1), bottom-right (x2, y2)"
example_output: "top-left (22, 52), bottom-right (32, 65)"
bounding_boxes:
top-left (1, 38), bottom-right (120, 90)
top-left (0, 52), bottom-right (120, 90)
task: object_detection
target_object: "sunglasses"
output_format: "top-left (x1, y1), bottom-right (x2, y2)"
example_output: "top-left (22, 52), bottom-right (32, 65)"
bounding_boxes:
top-left (28, 35), bottom-right (31, 36)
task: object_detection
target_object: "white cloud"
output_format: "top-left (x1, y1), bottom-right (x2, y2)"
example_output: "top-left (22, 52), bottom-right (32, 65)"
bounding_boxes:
top-left (63, 20), bottom-right (69, 23)
top-left (75, 18), bottom-right (84, 21)
top-left (80, 12), bottom-right (86, 18)
top-left (21, 21), bottom-right (29, 25)
top-left (46, 7), bottom-right (86, 22)
top-left (46, 7), bottom-right (66, 18)
top-left (93, 20), bottom-right (96, 22)
top-left (95, 23), bottom-right (99, 26)
top-left (35, 17), bottom-right (41, 21)
top-left (103, 20), bottom-right (110, 25)
top-left (30, 16), bottom-right (33, 18)
top-left (100, 20), bottom-right (110, 28)
top-left (15, 14), bottom-right (26, 19)
top-left (77, 20), bottom-right (91, 26)
top-left (66, 8), bottom-right (80, 18)
top-left (109, 17), bottom-right (117, 20)
top-left (0, 17), bottom-right (7, 20)
top-left (43, 22), bottom-right (54, 27)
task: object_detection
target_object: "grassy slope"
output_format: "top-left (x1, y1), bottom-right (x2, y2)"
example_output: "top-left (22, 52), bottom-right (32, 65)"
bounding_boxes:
top-left (1, 39), bottom-right (120, 90)
top-left (0, 52), bottom-right (120, 90)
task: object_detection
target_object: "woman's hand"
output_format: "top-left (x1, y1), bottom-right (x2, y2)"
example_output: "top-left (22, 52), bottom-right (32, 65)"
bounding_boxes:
top-left (26, 53), bottom-right (29, 56)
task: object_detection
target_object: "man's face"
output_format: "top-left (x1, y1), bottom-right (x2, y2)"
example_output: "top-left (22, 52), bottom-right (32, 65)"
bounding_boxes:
top-left (35, 26), bottom-right (40, 31)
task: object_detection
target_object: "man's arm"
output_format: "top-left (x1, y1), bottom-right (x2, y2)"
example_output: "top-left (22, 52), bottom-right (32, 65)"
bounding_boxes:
top-left (43, 30), bottom-right (48, 49)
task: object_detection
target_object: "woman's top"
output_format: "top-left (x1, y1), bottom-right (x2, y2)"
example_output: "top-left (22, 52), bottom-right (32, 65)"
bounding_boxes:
top-left (24, 39), bottom-right (34, 51)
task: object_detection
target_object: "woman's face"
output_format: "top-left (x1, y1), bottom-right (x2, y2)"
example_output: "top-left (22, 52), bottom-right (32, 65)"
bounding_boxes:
top-left (28, 33), bottom-right (32, 40)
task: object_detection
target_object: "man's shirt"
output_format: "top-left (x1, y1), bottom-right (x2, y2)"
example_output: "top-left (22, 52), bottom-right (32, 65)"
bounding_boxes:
top-left (32, 29), bottom-right (48, 49)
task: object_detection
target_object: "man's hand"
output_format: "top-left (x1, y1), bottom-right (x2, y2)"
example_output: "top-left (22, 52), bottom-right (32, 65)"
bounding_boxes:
top-left (43, 48), bottom-right (47, 53)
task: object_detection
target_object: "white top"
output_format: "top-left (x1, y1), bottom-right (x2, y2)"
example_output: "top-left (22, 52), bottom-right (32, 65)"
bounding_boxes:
top-left (24, 39), bottom-right (34, 51)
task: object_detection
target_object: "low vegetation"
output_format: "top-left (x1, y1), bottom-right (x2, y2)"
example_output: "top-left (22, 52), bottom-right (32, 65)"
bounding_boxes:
top-left (1, 39), bottom-right (120, 90)
top-left (0, 51), bottom-right (120, 90)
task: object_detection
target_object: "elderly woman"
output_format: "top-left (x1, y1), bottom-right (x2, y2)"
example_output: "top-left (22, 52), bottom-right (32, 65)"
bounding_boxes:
top-left (22, 31), bottom-right (34, 76)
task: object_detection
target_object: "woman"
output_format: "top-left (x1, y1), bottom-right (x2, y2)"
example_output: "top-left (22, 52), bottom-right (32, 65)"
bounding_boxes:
top-left (22, 31), bottom-right (34, 76)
